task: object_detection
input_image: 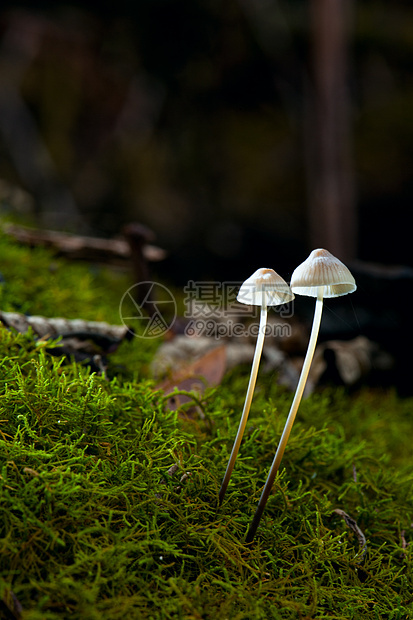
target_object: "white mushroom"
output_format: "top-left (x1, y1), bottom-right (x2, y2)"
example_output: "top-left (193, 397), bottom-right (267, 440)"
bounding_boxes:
top-left (219, 268), bottom-right (294, 504)
top-left (246, 249), bottom-right (356, 542)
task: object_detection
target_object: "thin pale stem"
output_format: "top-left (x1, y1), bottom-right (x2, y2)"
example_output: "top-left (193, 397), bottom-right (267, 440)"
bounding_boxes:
top-left (246, 287), bottom-right (324, 543)
top-left (219, 295), bottom-right (267, 504)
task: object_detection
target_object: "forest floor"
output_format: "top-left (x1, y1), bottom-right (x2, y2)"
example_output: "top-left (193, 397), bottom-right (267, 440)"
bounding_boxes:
top-left (0, 234), bottom-right (412, 620)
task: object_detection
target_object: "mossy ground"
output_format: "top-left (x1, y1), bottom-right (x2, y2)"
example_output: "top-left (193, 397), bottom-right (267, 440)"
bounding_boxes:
top-left (0, 235), bottom-right (412, 619)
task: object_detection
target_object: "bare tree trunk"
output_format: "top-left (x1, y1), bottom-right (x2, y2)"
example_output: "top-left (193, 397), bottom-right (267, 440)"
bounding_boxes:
top-left (306, 0), bottom-right (357, 262)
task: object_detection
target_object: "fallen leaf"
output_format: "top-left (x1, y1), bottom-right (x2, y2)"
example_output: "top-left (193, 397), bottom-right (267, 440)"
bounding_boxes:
top-left (309, 336), bottom-right (394, 388)
top-left (156, 344), bottom-right (227, 410)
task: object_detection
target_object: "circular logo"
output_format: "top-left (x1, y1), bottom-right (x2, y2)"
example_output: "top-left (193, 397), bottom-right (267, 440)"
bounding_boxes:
top-left (119, 281), bottom-right (176, 339)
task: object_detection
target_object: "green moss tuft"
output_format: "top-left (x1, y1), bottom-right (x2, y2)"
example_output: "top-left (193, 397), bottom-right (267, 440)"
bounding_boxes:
top-left (0, 236), bottom-right (412, 619)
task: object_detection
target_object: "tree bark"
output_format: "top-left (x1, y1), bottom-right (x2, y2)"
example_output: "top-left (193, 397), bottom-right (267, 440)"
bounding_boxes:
top-left (306, 0), bottom-right (357, 262)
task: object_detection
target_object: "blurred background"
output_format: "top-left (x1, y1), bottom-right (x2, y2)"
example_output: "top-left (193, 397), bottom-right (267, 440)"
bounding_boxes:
top-left (1, 0), bottom-right (412, 278)
top-left (1, 0), bottom-right (413, 391)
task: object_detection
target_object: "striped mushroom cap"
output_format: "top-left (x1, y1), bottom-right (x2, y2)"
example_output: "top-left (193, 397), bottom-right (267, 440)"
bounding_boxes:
top-left (291, 249), bottom-right (356, 298)
top-left (237, 268), bottom-right (294, 306)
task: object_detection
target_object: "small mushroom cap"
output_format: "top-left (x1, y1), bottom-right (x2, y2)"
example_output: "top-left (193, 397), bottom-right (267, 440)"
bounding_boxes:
top-left (291, 248), bottom-right (356, 298)
top-left (237, 267), bottom-right (295, 306)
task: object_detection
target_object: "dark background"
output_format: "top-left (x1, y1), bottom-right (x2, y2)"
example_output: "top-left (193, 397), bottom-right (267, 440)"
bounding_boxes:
top-left (1, 0), bottom-right (412, 283)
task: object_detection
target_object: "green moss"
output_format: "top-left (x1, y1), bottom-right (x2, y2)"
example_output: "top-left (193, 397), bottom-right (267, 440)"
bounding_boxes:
top-left (0, 236), bottom-right (412, 619)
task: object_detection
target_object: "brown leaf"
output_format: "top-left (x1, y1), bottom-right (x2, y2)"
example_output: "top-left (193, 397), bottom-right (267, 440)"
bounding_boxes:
top-left (151, 334), bottom-right (259, 381)
top-left (156, 344), bottom-right (227, 410)
top-left (310, 336), bottom-right (394, 388)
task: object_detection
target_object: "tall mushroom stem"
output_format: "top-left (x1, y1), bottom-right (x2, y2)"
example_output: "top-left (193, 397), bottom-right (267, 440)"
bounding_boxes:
top-left (219, 294), bottom-right (268, 505)
top-left (246, 286), bottom-right (324, 543)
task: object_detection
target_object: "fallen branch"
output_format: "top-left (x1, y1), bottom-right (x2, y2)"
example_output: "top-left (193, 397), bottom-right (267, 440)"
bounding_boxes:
top-left (0, 310), bottom-right (133, 372)
top-left (2, 222), bottom-right (166, 266)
